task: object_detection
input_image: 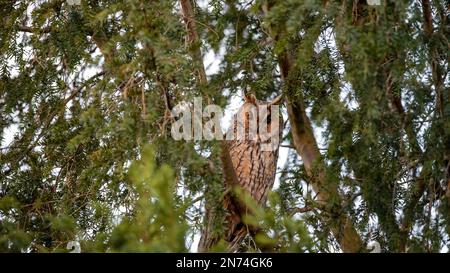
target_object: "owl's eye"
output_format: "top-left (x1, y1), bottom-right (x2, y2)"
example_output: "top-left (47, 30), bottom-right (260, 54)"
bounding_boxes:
top-left (265, 106), bottom-right (272, 123)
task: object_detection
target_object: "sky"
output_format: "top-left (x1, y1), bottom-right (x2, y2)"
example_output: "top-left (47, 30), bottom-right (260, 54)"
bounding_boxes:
top-left (2, 0), bottom-right (447, 253)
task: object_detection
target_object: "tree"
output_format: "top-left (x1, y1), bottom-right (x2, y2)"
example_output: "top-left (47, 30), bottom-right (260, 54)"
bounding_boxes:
top-left (0, 0), bottom-right (448, 253)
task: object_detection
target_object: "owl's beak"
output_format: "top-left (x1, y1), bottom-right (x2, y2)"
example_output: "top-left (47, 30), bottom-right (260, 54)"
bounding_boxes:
top-left (269, 95), bottom-right (283, 106)
top-left (244, 93), bottom-right (257, 104)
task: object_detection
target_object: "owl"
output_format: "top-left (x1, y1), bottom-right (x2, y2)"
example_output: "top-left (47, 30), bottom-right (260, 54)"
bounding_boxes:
top-left (199, 93), bottom-right (283, 252)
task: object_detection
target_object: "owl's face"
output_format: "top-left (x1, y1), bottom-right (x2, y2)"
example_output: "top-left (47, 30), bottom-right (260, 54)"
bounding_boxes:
top-left (228, 94), bottom-right (283, 151)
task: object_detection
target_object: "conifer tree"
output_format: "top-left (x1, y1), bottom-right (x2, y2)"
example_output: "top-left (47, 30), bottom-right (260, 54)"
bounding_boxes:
top-left (0, 0), bottom-right (448, 252)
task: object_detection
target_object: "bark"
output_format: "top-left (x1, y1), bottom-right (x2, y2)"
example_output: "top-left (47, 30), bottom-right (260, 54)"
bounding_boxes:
top-left (179, 0), bottom-right (252, 252)
top-left (280, 53), bottom-right (363, 253)
top-left (262, 1), bottom-right (363, 252)
top-left (180, 0), bottom-right (222, 252)
top-left (421, 0), bottom-right (445, 118)
top-left (180, 0), bottom-right (207, 86)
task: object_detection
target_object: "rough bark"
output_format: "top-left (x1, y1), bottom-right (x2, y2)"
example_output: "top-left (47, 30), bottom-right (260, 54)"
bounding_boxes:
top-left (180, 0), bottom-right (255, 252)
top-left (280, 53), bottom-right (363, 253)
top-left (262, 2), bottom-right (363, 252)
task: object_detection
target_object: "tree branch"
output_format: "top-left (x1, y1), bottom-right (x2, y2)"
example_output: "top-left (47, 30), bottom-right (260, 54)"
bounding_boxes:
top-left (179, 0), bottom-right (246, 252)
top-left (262, 2), bottom-right (363, 253)
top-left (17, 25), bottom-right (52, 34)
top-left (180, 0), bottom-right (208, 86)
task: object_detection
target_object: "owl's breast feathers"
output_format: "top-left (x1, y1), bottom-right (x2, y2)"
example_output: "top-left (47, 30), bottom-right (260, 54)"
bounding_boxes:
top-left (220, 98), bottom-right (283, 251)
top-left (221, 138), bottom-right (279, 250)
top-left (227, 139), bottom-right (279, 205)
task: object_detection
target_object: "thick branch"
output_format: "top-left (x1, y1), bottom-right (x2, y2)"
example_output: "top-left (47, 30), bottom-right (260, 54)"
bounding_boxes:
top-left (264, 4), bottom-right (363, 252)
top-left (180, 0), bottom-right (208, 86)
top-left (17, 25), bottom-right (52, 33)
top-left (283, 60), bottom-right (363, 253)
top-left (179, 0), bottom-right (248, 252)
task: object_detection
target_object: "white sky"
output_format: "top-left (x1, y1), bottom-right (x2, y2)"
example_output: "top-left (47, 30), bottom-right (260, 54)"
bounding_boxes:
top-left (2, 0), bottom-right (447, 253)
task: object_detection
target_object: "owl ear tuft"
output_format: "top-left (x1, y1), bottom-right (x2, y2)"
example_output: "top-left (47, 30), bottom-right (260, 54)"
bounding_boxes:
top-left (269, 95), bottom-right (283, 106)
top-left (244, 93), bottom-right (257, 104)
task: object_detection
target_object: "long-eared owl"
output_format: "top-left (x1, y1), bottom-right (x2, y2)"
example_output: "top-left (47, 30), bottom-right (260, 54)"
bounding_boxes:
top-left (199, 93), bottom-right (283, 252)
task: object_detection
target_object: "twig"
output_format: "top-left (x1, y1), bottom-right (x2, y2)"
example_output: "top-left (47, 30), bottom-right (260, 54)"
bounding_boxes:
top-left (289, 206), bottom-right (313, 216)
top-left (17, 25), bottom-right (52, 34)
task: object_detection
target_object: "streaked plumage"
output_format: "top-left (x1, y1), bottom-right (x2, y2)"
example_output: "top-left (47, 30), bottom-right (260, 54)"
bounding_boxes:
top-left (199, 94), bottom-right (283, 252)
